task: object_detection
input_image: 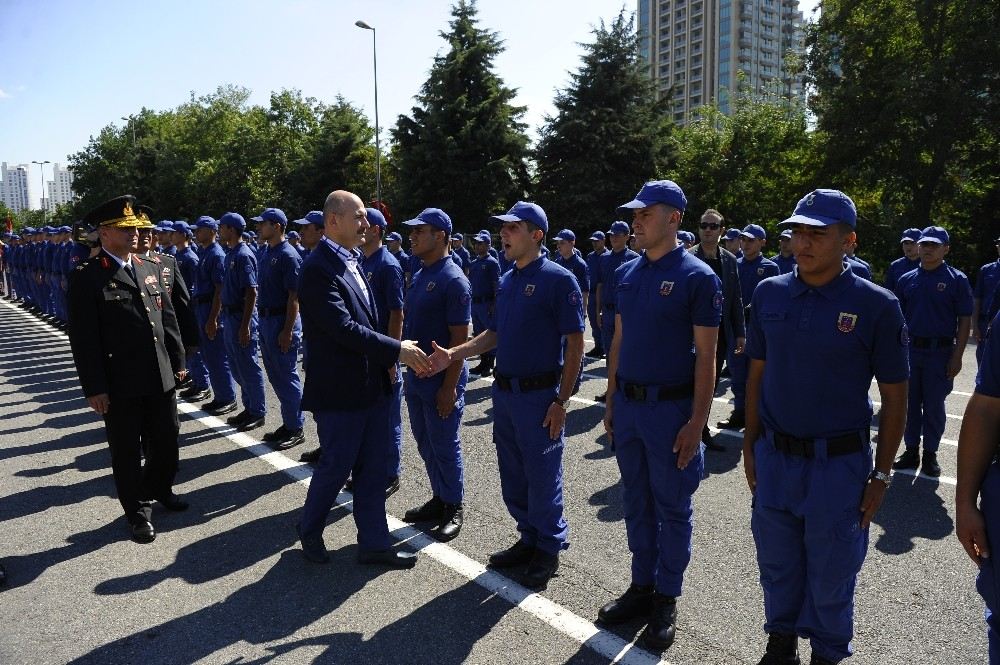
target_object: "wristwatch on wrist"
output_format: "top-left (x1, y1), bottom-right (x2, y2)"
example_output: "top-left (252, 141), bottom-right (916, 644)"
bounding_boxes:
top-left (870, 469), bottom-right (892, 486)
top-left (553, 396), bottom-right (566, 408)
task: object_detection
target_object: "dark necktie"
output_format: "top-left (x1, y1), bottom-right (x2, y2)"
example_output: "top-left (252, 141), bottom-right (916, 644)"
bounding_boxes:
top-left (124, 261), bottom-right (138, 287)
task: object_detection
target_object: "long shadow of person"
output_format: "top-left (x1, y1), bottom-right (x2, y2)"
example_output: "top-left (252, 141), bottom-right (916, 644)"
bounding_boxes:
top-left (871, 475), bottom-right (953, 555)
top-left (589, 479), bottom-right (624, 523)
top-left (0, 520), bottom-right (124, 588)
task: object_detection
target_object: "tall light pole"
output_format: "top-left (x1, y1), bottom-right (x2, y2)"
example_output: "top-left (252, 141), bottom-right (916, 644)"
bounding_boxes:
top-left (31, 160), bottom-right (50, 222)
top-left (355, 20), bottom-right (381, 203)
top-left (120, 116), bottom-right (136, 147)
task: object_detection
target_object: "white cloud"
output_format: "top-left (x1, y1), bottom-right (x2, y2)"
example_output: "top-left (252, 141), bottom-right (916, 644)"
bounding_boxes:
top-left (0, 88), bottom-right (10, 99)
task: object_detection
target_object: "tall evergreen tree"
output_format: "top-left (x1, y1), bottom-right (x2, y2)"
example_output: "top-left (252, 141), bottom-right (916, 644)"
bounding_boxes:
top-left (391, 0), bottom-right (530, 227)
top-left (533, 10), bottom-right (671, 233)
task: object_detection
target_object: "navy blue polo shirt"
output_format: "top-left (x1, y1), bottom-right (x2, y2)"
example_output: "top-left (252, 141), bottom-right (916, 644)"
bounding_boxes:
top-left (884, 256), bottom-right (919, 293)
top-left (770, 253), bottom-right (796, 275)
top-left (614, 246), bottom-right (722, 386)
top-left (362, 246), bottom-right (404, 336)
top-left (257, 240), bottom-right (302, 309)
top-left (453, 245), bottom-right (471, 271)
top-left (404, 255), bottom-right (471, 356)
top-left (554, 251), bottom-right (590, 293)
top-left (598, 248), bottom-right (639, 308)
top-left (846, 255), bottom-right (873, 281)
top-left (221, 242), bottom-right (258, 307)
top-left (895, 262), bottom-right (974, 338)
top-left (747, 268), bottom-right (909, 438)
top-left (976, 310), bottom-right (1000, 397)
top-left (586, 248), bottom-right (608, 291)
top-left (974, 260), bottom-right (1000, 327)
top-left (491, 255), bottom-right (585, 377)
top-left (195, 242), bottom-right (226, 298)
top-left (468, 254), bottom-right (501, 299)
top-left (175, 245), bottom-right (199, 294)
top-left (737, 254), bottom-right (780, 306)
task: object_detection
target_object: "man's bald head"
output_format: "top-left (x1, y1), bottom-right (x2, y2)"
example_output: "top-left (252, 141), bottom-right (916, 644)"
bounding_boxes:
top-left (322, 190), bottom-right (369, 248)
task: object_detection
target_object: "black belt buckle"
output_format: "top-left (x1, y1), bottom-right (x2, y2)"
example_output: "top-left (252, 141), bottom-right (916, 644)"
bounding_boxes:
top-left (623, 383), bottom-right (647, 401)
top-left (495, 374), bottom-right (512, 391)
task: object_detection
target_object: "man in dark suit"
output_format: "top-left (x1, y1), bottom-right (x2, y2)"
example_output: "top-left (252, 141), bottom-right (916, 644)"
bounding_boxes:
top-left (296, 190), bottom-right (431, 569)
top-left (67, 195), bottom-right (188, 544)
top-left (689, 208), bottom-right (745, 449)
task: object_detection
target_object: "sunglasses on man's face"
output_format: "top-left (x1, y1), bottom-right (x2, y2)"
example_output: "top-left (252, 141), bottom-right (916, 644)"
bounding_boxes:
top-left (699, 223), bottom-right (721, 230)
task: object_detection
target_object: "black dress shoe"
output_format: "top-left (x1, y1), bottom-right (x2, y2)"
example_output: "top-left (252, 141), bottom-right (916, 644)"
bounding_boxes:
top-left (226, 409), bottom-right (251, 425)
top-left (358, 549), bottom-right (417, 569)
top-left (205, 400), bottom-right (238, 416)
top-left (702, 425), bottom-right (725, 451)
top-left (756, 632), bottom-right (800, 665)
top-left (296, 522), bottom-right (330, 563)
top-left (921, 452), bottom-right (941, 477)
top-left (488, 540), bottom-right (536, 568)
top-left (521, 550), bottom-right (559, 590)
top-left (300, 447), bottom-right (322, 464)
top-left (157, 494), bottom-right (189, 511)
top-left (263, 425), bottom-right (289, 443)
top-left (432, 503), bottom-right (463, 542)
top-left (403, 496), bottom-right (445, 523)
top-left (237, 415), bottom-right (266, 432)
top-left (594, 393), bottom-right (607, 403)
top-left (597, 584), bottom-right (655, 625)
top-left (274, 429), bottom-right (305, 450)
top-left (131, 519), bottom-right (156, 544)
top-left (893, 448), bottom-right (920, 470)
top-left (584, 347), bottom-right (605, 359)
top-left (641, 594), bottom-right (677, 650)
top-left (717, 409), bottom-right (745, 430)
top-left (385, 476), bottom-right (400, 498)
top-left (809, 654), bottom-right (836, 665)
top-left (478, 365), bottom-right (493, 377)
top-left (181, 387), bottom-right (212, 401)
top-left (469, 361), bottom-right (486, 376)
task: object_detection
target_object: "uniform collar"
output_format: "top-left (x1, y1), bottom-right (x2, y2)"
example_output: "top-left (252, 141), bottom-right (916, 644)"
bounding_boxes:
top-left (513, 254), bottom-right (546, 277)
top-left (637, 244), bottom-right (685, 270)
top-left (789, 262), bottom-right (855, 299)
top-left (422, 254), bottom-right (455, 274)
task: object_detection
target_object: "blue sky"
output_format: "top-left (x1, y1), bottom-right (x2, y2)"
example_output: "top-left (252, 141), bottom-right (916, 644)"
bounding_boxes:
top-left (0, 0), bottom-right (819, 207)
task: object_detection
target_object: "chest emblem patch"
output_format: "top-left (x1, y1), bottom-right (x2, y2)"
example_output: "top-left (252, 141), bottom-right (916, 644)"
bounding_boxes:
top-left (757, 267), bottom-right (765, 276)
top-left (838, 312), bottom-right (858, 333)
top-left (659, 280), bottom-right (674, 296)
top-left (937, 282), bottom-right (947, 292)
top-left (524, 284), bottom-right (535, 296)
top-left (426, 281), bottom-right (436, 292)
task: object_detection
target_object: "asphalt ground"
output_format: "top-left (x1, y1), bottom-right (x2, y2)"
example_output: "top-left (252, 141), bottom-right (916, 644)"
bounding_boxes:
top-left (0, 297), bottom-right (987, 664)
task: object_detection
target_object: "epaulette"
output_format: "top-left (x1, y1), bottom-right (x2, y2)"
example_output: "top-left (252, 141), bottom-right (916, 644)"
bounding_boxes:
top-left (150, 254), bottom-right (162, 263)
top-left (134, 255), bottom-right (144, 265)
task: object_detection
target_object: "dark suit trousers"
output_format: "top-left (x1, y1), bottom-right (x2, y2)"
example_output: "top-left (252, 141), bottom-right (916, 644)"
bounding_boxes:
top-left (300, 398), bottom-right (393, 552)
top-left (103, 390), bottom-right (179, 523)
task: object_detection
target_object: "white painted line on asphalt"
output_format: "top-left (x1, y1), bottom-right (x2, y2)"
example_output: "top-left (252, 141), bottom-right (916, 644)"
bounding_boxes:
top-left (173, 400), bottom-right (667, 665)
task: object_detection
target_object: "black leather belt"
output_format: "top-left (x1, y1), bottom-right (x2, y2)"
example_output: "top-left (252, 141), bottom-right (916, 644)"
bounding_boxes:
top-left (911, 336), bottom-right (954, 350)
top-left (472, 296), bottom-right (494, 304)
top-left (771, 430), bottom-right (867, 458)
top-left (618, 378), bottom-right (694, 402)
top-left (258, 306), bottom-right (287, 318)
top-left (193, 293), bottom-right (213, 305)
top-left (494, 371), bottom-right (559, 392)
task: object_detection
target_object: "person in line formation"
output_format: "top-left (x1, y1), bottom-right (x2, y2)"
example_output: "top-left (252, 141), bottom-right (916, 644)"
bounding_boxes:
top-left (717, 224), bottom-right (779, 431)
top-left (883, 227), bottom-right (922, 293)
top-left (450, 232), bottom-right (472, 275)
top-left (426, 200), bottom-right (584, 591)
top-left (172, 220), bottom-right (211, 402)
top-left (596, 180), bottom-right (722, 651)
top-left (217, 212), bottom-right (268, 432)
top-left (467, 230), bottom-right (501, 377)
top-left (594, 220), bottom-right (639, 402)
top-left (956, 308), bottom-right (1000, 664)
top-left (584, 230), bottom-right (609, 358)
top-left (67, 195), bottom-right (189, 544)
top-left (770, 228), bottom-right (796, 274)
top-left (252, 207), bottom-right (306, 450)
top-left (287, 230), bottom-right (302, 254)
top-left (399, 208), bottom-right (471, 542)
top-left (295, 189), bottom-right (430, 569)
top-left (972, 235), bottom-right (1000, 366)
top-left (742, 188), bottom-right (908, 665)
top-left (689, 208), bottom-right (745, 450)
top-left (723, 227), bottom-right (744, 258)
top-left (892, 226), bottom-right (973, 477)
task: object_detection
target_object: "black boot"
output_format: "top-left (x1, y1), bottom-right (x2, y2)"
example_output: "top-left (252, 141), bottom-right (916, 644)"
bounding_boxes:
top-left (756, 632), bottom-right (800, 665)
top-left (521, 550), bottom-right (559, 590)
top-left (597, 583), bottom-right (655, 624)
top-left (403, 496), bottom-right (445, 523)
top-left (921, 451), bottom-right (941, 477)
top-left (641, 594), bottom-right (677, 650)
top-left (488, 540), bottom-right (535, 568)
top-left (432, 503), bottom-right (463, 542)
top-left (716, 409), bottom-right (745, 430)
top-left (809, 653), bottom-right (836, 665)
top-left (703, 424), bottom-right (725, 451)
top-left (893, 448), bottom-right (920, 470)
top-left (479, 355), bottom-right (494, 377)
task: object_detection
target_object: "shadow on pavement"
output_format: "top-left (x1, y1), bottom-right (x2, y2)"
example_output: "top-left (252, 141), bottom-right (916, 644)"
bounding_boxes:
top-left (872, 476), bottom-right (953, 555)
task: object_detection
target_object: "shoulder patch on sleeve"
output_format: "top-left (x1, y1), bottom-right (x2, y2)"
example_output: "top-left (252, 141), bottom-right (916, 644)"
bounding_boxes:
top-left (899, 324), bottom-right (909, 347)
top-left (713, 291), bottom-right (724, 311)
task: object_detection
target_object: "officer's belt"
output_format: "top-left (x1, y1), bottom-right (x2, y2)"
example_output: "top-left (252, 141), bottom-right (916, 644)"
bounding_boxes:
top-left (494, 371), bottom-right (559, 393)
top-left (222, 304), bottom-right (244, 315)
top-left (471, 296), bottom-right (495, 304)
top-left (193, 293), bottom-right (213, 305)
top-left (910, 336), bottom-right (954, 350)
top-left (770, 429), bottom-right (868, 458)
top-left (258, 306), bottom-right (287, 318)
top-left (617, 378), bottom-right (694, 402)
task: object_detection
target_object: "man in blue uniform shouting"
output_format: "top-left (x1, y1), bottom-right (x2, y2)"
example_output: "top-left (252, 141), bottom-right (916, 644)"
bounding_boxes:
top-left (743, 189), bottom-right (908, 665)
top-left (598, 180), bottom-right (722, 651)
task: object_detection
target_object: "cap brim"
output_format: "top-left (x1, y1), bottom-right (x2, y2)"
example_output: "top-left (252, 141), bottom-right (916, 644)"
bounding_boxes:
top-left (402, 218), bottom-right (427, 226)
top-left (250, 216), bottom-right (264, 222)
top-left (917, 236), bottom-right (944, 244)
top-left (489, 214), bottom-right (522, 224)
top-left (778, 213), bottom-right (844, 227)
top-left (900, 238), bottom-right (916, 243)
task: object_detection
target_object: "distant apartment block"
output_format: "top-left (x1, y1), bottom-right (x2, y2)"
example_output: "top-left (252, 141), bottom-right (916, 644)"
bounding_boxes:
top-left (1, 162), bottom-right (32, 212)
top-left (46, 163), bottom-right (75, 212)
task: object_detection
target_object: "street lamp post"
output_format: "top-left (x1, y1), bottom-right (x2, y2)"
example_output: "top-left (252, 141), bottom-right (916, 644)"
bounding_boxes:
top-left (31, 160), bottom-right (51, 223)
top-left (355, 20), bottom-right (381, 203)
top-left (120, 116), bottom-right (136, 147)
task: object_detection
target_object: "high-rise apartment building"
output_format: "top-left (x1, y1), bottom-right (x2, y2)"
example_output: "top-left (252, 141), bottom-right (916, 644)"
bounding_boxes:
top-left (638, 0), bottom-right (806, 124)
top-left (46, 163), bottom-right (75, 212)
top-left (1, 162), bottom-right (32, 212)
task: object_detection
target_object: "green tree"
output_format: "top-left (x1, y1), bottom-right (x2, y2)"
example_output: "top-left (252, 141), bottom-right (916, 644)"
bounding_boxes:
top-left (533, 10), bottom-right (672, 233)
top-left (392, 0), bottom-right (530, 228)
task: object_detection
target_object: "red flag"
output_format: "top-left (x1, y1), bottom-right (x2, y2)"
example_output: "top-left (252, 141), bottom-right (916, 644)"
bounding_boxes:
top-left (4, 213), bottom-right (11, 234)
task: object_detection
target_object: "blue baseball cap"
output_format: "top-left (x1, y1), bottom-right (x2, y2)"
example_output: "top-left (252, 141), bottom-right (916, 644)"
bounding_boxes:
top-left (365, 207), bottom-right (387, 229)
top-left (195, 216), bottom-right (219, 230)
top-left (219, 212), bottom-right (247, 232)
top-left (589, 230), bottom-right (606, 241)
top-left (386, 231), bottom-right (403, 243)
top-left (490, 201), bottom-right (549, 233)
top-left (58, 225), bottom-right (71, 233)
top-left (473, 231), bottom-right (491, 244)
top-left (172, 221), bottom-right (191, 233)
top-left (779, 229), bottom-right (792, 239)
top-left (287, 230), bottom-right (300, 240)
top-left (723, 228), bottom-right (741, 241)
top-left (451, 232), bottom-right (464, 241)
top-left (608, 221), bottom-right (631, 236)
top-left (917, 226), bottom-right (950, 245)
top-left (155, 221), bottom-right (172, 232)
top-left (22, 227), bottom-right (35, 234)
top-left (740, 224), bottom-right (767, 240)
top-left (554, 229), bottom-right (576, 242)
top-left (617, 180), bottom-right (688, 216)
top-left (303, 211), bottom-right (324, 229)
top-left (42, 226), bottom-right (54, 234)
top-left (780, 189), bottom-right (857, 228)
top-left (251, 207), bottom-right (288, 227)
top-left (900, 227), bottom-right (922, 243)
top-left (403, 208), bottom-right (453, 235)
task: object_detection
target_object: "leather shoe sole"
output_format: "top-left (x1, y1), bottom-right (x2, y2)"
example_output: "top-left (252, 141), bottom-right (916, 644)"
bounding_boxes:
top-left (358, 550), bottom-right (417, 569)
top-left (385, 476), bottom-right (400, 498)
top-left (237, 416), bottom-right (266, 432)
top-left (131, 520), bottom-right (156, 544)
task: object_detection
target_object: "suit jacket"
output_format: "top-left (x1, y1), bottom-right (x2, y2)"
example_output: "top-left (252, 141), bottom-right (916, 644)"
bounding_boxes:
top-left (297, 239), bottom-right (401, 412)
top-left (67, 250), bottom-right (185, 398)
top-left (148, 251), bottom-right (200, 348)
top-left (690, 243), bottom-right (745, 341)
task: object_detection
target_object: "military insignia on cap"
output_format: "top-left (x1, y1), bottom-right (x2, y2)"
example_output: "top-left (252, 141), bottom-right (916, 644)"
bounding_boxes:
top-left (659, 280), bottom-right (674, 296)
top-left (936, 282), bottom-right (946, 291)
top-left (805, 193), bottom-right (815, 206)
top-left (524, 284), bottom-right (535, 296)
top-left (123, 201), bottom-right (133, 217)
top-left (426, 281), bottom-right (436, 292)
top-left (837, 312), bottom-right (858, 333)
